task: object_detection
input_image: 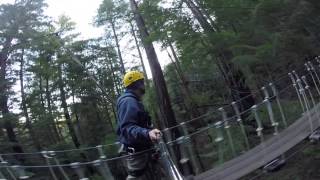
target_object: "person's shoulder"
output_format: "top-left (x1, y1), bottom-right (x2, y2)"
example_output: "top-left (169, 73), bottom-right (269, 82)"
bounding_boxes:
top-left (121, 95), bottom-right (137, 102)
top-left (117, 92), bottom-right (137, 104)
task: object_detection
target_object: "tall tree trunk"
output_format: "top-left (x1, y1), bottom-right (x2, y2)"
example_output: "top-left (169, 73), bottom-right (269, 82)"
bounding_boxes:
top-left (183, 0), bottom-right (214, 34)
top-left (71, 88), bottom-right (84, 144)
top-left (104, 104), bottom-right (115, 133)
top-left (110, 103), bottom-right (118, 124)
top-left (192, 0), bottom-right (220, 32)
top-left (218, 52), bottom-right (255, 111)
top-left (19, 49), bottom-right (42, 150)
top-left (57, 64), bottom-right (81, 148)
top-left (105, 49), bottom-right (121, 95)
top-left (130, 0), bottom-right (179, 130)
top-left (38, 75), bottom-right (56, 144)
top-left (70, 94), bottom-right (93, 174)
top-left (185, 0), bottom-right (255, 111)
top-left (129, 20), bottom-right (149, 84)
top-left (129, 4), bottom-right (184, 167)
top-left (39, 75), bottom-right (45, 107)
top-left (110, 20), bottom-right (126, 74)
top-left (166, 43), bottom-right (205, 128)
top-left (45, 77), bottom-right (61, 142)
top-left (0, 38), bottom-right (24, 155)
top-left (109, 61), bottom-right (120, 95)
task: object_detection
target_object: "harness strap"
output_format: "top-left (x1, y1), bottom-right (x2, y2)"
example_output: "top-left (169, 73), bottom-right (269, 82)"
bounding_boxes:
top-left (128, 166), bottom-right (148, 177)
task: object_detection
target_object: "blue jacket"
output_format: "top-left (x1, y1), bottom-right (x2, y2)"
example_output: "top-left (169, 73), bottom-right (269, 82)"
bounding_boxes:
top-left (116, 89), bottom-right (153, 151)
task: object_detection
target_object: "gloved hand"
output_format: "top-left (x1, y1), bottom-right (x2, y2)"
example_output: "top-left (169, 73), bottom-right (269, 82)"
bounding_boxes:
top-left (148, 129), bottom-right (162, 142)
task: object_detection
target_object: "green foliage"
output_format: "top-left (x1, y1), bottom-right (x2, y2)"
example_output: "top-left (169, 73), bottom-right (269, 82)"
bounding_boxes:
top-left (143, 82), bottom-right (162, 126)
top-left (0, 0), bottom-right (320, 178)
top-left (0, 113), bottom-right (19, 126)
top-left (303, 145), bottom-right (320, 158)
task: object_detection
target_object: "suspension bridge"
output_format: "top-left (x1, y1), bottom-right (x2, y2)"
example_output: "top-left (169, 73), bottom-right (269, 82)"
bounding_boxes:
top-left (1, 59), bottom-right (320, 180)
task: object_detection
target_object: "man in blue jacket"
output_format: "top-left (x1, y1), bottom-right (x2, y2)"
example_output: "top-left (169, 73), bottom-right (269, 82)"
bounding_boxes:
top-left (117, 71), bottom-right (162, 180)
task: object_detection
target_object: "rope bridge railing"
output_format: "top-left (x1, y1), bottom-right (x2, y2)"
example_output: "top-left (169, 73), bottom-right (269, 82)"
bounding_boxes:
top-left (1, 58), bottom-right (320, 179)
top-left (158, 59), bottom-right (320, 178)
top-left (0, 139), bottom-right (184, 180)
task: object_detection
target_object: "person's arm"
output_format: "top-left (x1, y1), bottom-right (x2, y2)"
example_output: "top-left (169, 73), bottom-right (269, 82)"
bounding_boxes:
top-left (118, 97), bottom-right (151, 143)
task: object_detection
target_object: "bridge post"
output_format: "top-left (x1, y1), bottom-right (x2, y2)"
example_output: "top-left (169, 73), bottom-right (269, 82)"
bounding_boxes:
top-left (92, 159), bottom-right (114, 180)
top-left (47, 151), bottom-right (70, 180)
top-left (2, 161), bottom-right (17, 180)
top-left (289, 73), bottom-right (305, 113)
top-left (158, 137), bottom-right (185, 180)
top-left (41, 151), bottom-right (58, 180)
top-left (0, 155), bottom-right (15, 180)
top-left (262, 85), bottom-right (288, 167)
top-left (180, 122), bottom-right (202, 174)
top-left (301, 75), bottom-right (320, 127)
top-left (315, 58), bottom-right (320, 78)
top-left (301, 76), bottom-right (316, 107)
top-left (96, 145), bottom-right (106, 159)
top-left (163, 128), bottom-right (178, 165)
top-left (218, 108), bottom-right (236, 157)
top-left (10, 165), bottom-right (30, 179)
top-left (305, 63), bottom-right (320, 96)
top-left (232, 102), bottom-right (250, 150)
top-left (115, 142), bottom-right (128, 177)
top-left (70, 162), bottom-right (88, 180)
top-left (95, 145), bottom-right (114, 179)
top-left (269, 83), bottom-right (288, 128)
top-left (307, 61), bottom-right (320, 87)
top-left (294, 73), bottom-right (314, 132)
top-left (214, 121), bottom-right (224, 165)
top-left (262, 86), bottom-right (279, 135)
top-left (0, 160), bottom-right (12, 180)
top-left (175, 136), bottom-right (193, 176)
top-left (0, 167), bottom-right (5, 179)
top-left (251, 105), bottom-right (267, 165)
top-left (251, 105), bottom-right (264, 139)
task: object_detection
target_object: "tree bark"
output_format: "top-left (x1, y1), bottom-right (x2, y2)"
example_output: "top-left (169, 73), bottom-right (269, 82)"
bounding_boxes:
top-left (183, 0), bottom-right (214, 34)
top-left (104, 104), bottom-right (115, 133)
top-left (72, 93), bottom-right (84, 143)
top-left (129, 0), bottom-right (179, 131)
top-left (38, 75), bottom-right (56, 144)
top-left (129, 20), bottom-right (149, 83)
top-left (39, 75), bottom-right (45, 107)
top-left (0, 38), bottom-right (24, 156)
top-left (19, 49), bottom-right (42, 150)
top-left (45, 77), bottom-right (61, 142)
top-left (105, 49), bottom-right (121, 95)
top-left (110, 20), bottom-right (126, 74)
top-left (57, 64), bottom-right (81, 148)
top-left (192, 0), bottom-right (220, 32)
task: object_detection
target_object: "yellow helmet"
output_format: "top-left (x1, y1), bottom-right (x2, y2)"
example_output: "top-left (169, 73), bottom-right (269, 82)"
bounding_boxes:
top-left (123, 71), bottom-right (144, 88)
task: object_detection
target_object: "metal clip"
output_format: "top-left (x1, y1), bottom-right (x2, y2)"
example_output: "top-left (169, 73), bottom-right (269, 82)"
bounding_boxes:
top-left (127, 147), bottom-right (135, 154)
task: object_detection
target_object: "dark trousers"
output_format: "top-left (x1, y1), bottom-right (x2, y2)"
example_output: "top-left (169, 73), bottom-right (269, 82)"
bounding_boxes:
top-left (126, 152), bottom-right (167, 180)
